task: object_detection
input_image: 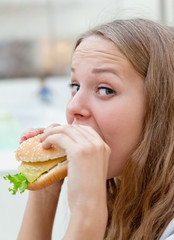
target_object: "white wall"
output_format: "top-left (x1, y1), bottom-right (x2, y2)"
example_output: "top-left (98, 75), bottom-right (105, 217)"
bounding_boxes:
top-left (0, 0), bottom-right (173, 40)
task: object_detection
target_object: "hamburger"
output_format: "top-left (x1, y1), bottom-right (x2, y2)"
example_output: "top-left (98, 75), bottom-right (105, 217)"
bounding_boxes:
top-left (4, 134), bottom-right (67, 194)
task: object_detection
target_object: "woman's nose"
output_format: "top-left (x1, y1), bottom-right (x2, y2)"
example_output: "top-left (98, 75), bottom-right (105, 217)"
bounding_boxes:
top-left (66, 90), bottom-right (91, 120)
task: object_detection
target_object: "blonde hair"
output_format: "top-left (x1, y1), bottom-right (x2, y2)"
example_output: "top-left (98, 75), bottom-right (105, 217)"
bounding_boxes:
top-left (75, 19), bottom-right (174, 239)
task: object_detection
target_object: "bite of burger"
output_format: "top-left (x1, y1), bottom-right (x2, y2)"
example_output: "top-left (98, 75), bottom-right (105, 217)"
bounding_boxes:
top-left (4, 134), bottom-right (67, 194)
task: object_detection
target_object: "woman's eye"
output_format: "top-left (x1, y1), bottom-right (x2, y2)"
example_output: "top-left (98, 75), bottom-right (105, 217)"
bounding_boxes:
top-left (69, 83), bottom-right (80, 93)
top-left (97, 87), bottom-right (115, 96)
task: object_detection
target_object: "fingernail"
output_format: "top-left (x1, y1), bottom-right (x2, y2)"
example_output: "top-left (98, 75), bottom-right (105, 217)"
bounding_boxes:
top-left (20, 136), bottom-right (27, 144)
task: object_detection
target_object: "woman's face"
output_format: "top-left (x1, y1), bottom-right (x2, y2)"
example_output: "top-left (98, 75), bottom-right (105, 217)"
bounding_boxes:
top-left (66, 36), bottom-right (145, 178)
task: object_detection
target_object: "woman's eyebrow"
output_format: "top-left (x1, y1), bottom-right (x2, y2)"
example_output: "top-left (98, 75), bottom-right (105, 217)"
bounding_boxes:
top-left (91, 67), bottom-right (118, 75)
top-left (71, 67), bottom-right (118, 75)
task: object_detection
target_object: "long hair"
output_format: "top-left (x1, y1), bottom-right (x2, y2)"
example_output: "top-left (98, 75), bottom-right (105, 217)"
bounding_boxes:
top-left (75, 19), bottom-right (174, 239)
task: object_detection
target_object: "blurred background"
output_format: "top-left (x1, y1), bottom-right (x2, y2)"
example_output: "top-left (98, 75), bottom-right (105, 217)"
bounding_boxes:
top-left (0, 0), bottom-right (174, 239)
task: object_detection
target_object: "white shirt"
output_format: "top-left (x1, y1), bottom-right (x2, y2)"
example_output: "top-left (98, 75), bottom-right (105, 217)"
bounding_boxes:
top-left (160, 219), bottom-right (174, 240)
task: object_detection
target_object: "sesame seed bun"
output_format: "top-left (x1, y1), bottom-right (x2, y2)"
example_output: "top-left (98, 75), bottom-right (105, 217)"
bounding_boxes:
top-left (16, 134), bottom-right (66, 162)
top-left (16, 134), bottom-right (67, 190)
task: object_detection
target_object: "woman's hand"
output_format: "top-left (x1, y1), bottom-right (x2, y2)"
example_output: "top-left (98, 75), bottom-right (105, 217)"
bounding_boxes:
top-left (41, 124), bottom-right (110, 239)
top-left (41, 124), bottom-right (110, 210)
top-left (19, 124), bottom-right (59, 144)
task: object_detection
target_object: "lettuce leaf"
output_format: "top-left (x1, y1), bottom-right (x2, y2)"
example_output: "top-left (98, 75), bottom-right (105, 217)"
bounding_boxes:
top-left (3, 172), bottom-right (29, 195)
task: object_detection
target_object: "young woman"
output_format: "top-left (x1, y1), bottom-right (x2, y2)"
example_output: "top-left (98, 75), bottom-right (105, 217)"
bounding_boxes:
top-left (17, 18), bottom-right (174, 240)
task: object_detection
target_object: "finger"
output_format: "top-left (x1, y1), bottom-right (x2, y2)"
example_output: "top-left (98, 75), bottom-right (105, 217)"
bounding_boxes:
top-left (41, 125), bottom-right (95, 145)
top-left (76, 125), bottom-right (109, 153)
top-left (73, 124), bottom-right (103, 142)
top-left (41, 133), bottom-right (76, 153)
top-left (68, 124), bottom-right (107, 150)
top-left (20, 128), bottom-right (45, 144)
top-left (19, 136), bottom-right (28, 144)
top-left (43, 123), bottom-right (61, 133)
top-left (41, 125), bottom-right (110, 159)
top-left (73, 125), bottom-right (111, 161)
top-left (41, 125), bottom-right (63, 142)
